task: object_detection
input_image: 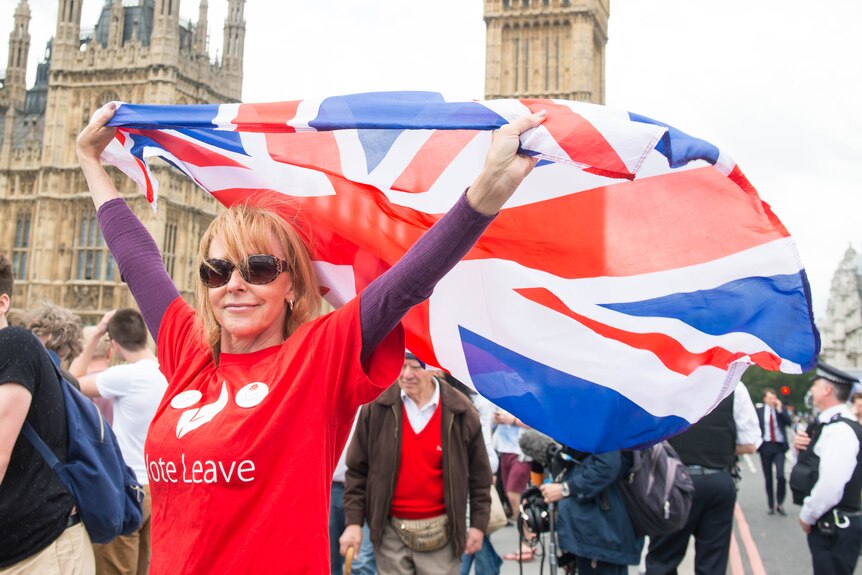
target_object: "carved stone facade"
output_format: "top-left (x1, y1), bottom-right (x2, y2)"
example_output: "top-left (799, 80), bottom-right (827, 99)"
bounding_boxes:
top-left (0, 0), bottom-right (246, 324)
top-left (821, 245), bottom-right (862, 370)
top-left (484, 0), bottom-right (609, 103)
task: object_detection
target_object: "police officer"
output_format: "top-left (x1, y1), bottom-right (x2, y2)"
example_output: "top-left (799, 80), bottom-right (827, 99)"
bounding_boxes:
top-left (793, 362), bottom-right (862, 574)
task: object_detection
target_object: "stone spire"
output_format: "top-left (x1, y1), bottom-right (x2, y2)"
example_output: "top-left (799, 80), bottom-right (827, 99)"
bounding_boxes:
top-left (150, 0), bottom-right (180, 64)
top-left (194, 0), bottom-right (209, 55)
top-left (107, 0), bottom-right (125, 49)
top-left (54, 0), bottom-right (83, 67)
top-left (222, 0), bottom-right (245, 98)
top-left (4, 0), bottom-right (31, 108)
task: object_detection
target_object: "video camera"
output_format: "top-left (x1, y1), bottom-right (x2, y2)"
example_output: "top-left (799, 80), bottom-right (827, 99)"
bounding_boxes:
top-left (519, 485), bottom-right (551, 535)
top-left (517, 430), bottom-right (583, 535)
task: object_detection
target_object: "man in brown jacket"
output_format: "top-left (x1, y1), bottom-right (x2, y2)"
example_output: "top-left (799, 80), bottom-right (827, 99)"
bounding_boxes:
top-left (340, 352), bottom-right (493, 574)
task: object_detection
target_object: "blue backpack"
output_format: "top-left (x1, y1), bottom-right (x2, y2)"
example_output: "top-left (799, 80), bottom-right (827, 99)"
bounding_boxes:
top-left (21, 359), bottom-right (144, 544)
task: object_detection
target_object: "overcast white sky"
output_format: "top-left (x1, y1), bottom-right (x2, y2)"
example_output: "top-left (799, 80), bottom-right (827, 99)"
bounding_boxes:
top-left (2, 0), bottom-right (860, 321)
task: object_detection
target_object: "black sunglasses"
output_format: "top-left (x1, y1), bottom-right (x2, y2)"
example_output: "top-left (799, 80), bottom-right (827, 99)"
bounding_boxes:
top-left (199, 254), bottom-right (289, 288)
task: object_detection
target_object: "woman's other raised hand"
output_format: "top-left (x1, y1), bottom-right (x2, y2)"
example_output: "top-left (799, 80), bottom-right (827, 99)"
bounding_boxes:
top-left (466, 109), bottom-right (547, 216)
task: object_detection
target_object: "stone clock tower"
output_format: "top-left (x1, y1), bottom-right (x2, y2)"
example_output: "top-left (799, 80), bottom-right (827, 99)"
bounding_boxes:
top-left (484, 0), bottom-right (609, 103)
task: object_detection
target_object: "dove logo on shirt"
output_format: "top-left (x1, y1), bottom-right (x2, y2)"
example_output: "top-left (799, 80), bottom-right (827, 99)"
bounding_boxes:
top-left (174, 382), bottom-right (230, 439)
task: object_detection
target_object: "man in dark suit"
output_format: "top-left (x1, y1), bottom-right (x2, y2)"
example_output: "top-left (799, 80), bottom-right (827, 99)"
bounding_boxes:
top-left (757, 388), bottom-right (792, 515)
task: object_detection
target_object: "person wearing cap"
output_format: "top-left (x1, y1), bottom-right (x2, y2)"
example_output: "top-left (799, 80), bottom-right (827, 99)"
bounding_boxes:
top-left (340, 351), bottom-right (493, 574)
top-left (792, 362), bottom-right (862, 574)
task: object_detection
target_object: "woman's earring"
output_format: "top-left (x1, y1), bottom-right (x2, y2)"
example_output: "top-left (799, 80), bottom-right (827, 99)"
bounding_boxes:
top-left (288, 299), bottom-right (294, 312)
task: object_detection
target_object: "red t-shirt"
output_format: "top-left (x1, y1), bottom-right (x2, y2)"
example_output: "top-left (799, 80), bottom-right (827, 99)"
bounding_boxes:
top-left (147, 297), bottom-right (403, 574)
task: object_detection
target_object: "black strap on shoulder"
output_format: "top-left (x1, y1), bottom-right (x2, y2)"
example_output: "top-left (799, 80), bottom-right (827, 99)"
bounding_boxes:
top-left (19, 354), bottom-right (70, 474)
top-left (830, 415), bottom-right (862, 440)
top-left (21, 422), bottom-right (63, 470)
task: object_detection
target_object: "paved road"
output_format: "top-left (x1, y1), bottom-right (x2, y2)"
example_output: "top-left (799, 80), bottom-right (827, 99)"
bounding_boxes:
top-left (486, 454), bottom-right (822, 575)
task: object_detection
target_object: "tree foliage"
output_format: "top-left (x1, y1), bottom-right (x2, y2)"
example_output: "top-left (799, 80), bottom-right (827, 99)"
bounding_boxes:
top-left (740, 364), bottom-right (815, 413)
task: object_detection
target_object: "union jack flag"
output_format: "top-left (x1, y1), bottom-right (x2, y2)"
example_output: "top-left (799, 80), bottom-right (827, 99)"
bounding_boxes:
top-left (103, 91), bottom-right (819, 452)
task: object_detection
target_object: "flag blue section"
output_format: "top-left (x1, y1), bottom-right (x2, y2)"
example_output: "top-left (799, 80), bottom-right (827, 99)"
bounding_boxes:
top-left (358, 129), bottom-right (405, 173)
top-left (629, 112), bottom-right (720, 168)
top-left (127, 131), bottom-right (231, 177)
top-left (310, 91), bottom-right (508, 131)
top-left (176, 128), bottom-right (248, 157)
top-left (460, 326), bottom-right (690, 452)
top-left (599, 274), bottom-right (818, 368)
top-left (111, 104), bottom-right (222, 130)
top-left (127, 132), bottom-right (165, 163)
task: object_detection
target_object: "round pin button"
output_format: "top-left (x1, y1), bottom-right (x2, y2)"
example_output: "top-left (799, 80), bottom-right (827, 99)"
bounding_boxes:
top-left (170, 390), bottom-right (202, 409)
top-left (236, 382), bottom-right (269, 408)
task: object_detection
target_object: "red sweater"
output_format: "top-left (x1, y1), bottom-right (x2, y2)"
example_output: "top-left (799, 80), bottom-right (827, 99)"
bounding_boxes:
top-left (390, 403), bottom-right (446, 519)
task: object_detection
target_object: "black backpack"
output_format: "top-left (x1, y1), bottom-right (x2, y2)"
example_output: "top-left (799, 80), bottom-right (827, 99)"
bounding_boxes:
top-left (618, 441), bottom-right (695, 537)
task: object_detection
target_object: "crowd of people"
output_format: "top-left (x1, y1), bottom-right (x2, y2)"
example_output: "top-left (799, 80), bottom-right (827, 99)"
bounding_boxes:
top-left (0, 99), bottom-right (861, 575)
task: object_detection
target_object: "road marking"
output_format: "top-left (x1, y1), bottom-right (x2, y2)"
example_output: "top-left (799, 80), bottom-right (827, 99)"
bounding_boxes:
top-left (729, 530), bottom-right (745, 575)
top-left (734, 502), bottom-right (768, 575)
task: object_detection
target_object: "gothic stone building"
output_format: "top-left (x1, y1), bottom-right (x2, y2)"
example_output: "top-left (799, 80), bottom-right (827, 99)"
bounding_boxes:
top-left (0, 0), bottom-right (245, 324)
top-left (484, 0), bottom-right (609, 103)
top-left (821, 245), bottom-right (862, 370)
top-left (1, 0), bottom-right (608, 324)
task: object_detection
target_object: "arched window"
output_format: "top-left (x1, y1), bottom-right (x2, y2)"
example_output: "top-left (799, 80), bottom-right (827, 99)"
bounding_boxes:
top-left (12, 210), bottom-right (31, 280)
top-left (75, 207), bottom-right (116, 281)
top-left (97, 90), bottom-right (120, 111)
top-left (163, 214), bottom-right (179, 277)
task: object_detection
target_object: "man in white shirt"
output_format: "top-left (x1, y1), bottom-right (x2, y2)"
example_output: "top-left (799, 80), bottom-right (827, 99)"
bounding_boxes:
top-left (70, 309), bottom-right (167, 575)
top-left (793, 363), bottom-right (862, 575)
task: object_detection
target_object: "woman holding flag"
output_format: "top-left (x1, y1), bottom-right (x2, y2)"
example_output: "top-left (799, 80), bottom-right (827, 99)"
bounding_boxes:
top-left (76, 102), bottom-right (546, 574)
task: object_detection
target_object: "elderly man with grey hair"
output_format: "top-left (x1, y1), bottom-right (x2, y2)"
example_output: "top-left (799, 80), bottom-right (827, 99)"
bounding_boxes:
top-left (341, 351), bottom-right (492, 575)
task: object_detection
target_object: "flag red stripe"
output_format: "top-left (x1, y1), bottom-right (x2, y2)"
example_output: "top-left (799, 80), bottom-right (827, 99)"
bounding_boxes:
top-left (515, 287), bottom-right (784, 374)
top-left (391, 131), bottom-right (479, 193)
top-left (233, 101), bottom-right (301, 133)
top-left (483, 166), bottom-right (790, 278)
top-left (263, 131), bottom-right (345, 179)
top-left (522, 99), bottom-right (633, 179)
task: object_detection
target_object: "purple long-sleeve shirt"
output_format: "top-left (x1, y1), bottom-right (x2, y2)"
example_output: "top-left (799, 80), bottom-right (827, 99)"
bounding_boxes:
top-left (96, 193), bottom-right (494, 360)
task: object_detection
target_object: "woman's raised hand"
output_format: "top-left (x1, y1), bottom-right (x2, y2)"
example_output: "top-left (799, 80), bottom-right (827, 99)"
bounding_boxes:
top-left (466, 109), bottom-right (547, 216)
top-left (77, 102), bottom-right (123, 210)
top-left (76, 102), bottom-right (118, 164)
